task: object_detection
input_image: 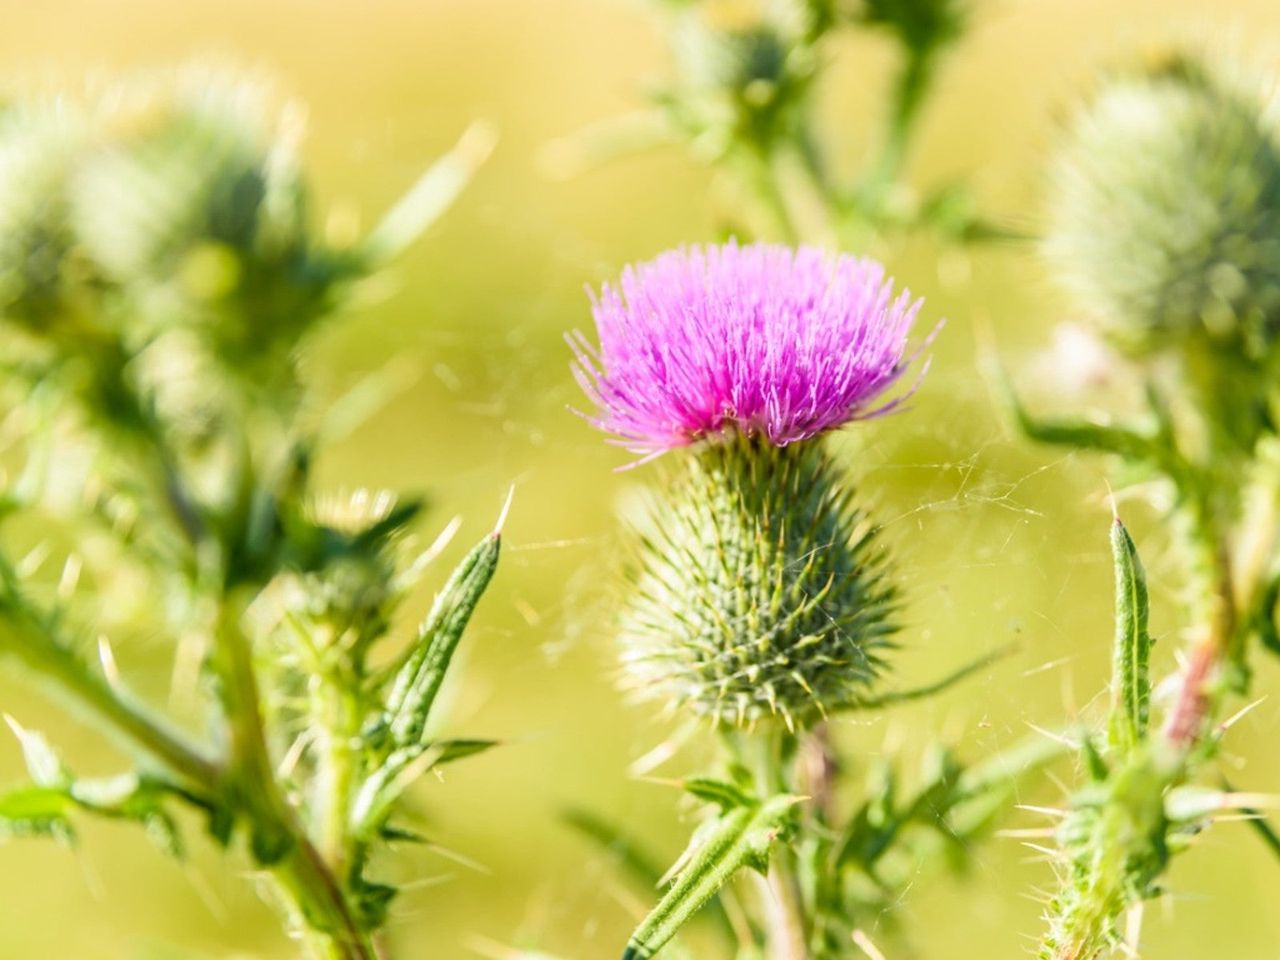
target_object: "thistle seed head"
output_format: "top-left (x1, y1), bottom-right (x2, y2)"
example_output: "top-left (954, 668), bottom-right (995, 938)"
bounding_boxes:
top-left (1045, 52), bottom-right (1280, 358)
top-left (619, 434), bottom-right (896, 730)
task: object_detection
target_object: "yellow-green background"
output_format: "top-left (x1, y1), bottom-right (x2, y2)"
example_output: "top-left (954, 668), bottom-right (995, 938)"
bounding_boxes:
top-left (2, 1), bottom-right (1280, 957)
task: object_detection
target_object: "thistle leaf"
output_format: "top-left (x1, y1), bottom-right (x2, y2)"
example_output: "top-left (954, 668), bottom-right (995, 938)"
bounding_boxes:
top-left (382, 529), bottom-right (500, 749)
top-left (350, 739), bottom-right (498, 839)
top-left (682, 777), bottom-right (754, 811)
top-left (1108, 518), bottom-right (1151, 756)
top-left (0, 785), bottom-right (74, 839)
top-left (430, 738), bottom-right (500, 765)
top-left (0, 765), bottom-right (184, 855)
top-left (361, 121), bottom-right (496, 266)
top-left (622, 794), bottom-right (800, 960)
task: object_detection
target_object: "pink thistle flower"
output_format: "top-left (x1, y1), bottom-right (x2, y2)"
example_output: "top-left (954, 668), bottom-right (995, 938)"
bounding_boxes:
top-left (571, 241), bottom-right (931, 459)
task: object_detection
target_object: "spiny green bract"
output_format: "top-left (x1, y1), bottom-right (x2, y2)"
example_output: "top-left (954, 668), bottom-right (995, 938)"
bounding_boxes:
top-left (620, 435), bottom-right (895, 730)
top-left (1045, 52), bottom-right (1280, 358)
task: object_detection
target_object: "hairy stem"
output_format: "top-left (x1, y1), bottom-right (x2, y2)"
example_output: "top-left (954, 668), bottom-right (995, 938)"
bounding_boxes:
top-left (744, 728), bottom-right (811, 959)
top-left (217, 593), bottom-right (373, 960)
top-left (313, 663), bottom-right (360, 875)
top-left (0, 596), bottom-right (220, 791)
top-left (754, 853), bottom-right (810, 960)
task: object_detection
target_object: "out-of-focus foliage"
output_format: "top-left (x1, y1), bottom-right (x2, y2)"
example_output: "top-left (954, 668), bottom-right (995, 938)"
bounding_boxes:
top-left (4, 3), bottom-right (1280, 960)
top-left (0, 66), bottom-right (501, 960)
top-left (548, 0), bottom-right (1004, 245)
top-left (1015, 48), bottom-right (1280, 960)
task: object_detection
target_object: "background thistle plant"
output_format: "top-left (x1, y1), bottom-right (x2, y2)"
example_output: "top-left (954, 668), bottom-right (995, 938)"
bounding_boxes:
top-left (1009, 47), bottom-right (1280, 960)
top-left (547, 0), bottom-right (1005, 245)
top-left (0, 67), bottom-right (503, 959)
top-left (1044, 53), bottom-right (1280, 359)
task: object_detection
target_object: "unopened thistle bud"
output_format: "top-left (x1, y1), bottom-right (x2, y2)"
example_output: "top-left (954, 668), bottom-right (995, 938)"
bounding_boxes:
top-left (69, 69), bottom-right (322, 354)
top-left (293, 488), bottom-right (407, 648)
top-left (669, 1), bottom-right (815, 154)
top-left (573, 242), bottom-right (929, 729)
top-left (0, 106), bottom-right (90, 329)
top-left (73, 71), bottom-right (298, 277)
top-left (1045, 53), bottom-right (1280, 357)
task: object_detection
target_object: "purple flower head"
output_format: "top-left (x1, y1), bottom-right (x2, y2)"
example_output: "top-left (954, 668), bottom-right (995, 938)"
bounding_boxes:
top-left (571, 241), bottom-right (931, 458)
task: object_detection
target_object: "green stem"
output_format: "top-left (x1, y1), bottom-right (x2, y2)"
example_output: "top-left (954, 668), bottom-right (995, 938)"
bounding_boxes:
top-left (754, 854), bottom-right (810, 960)
top-left (217, 593), bottom-right (373, 960)
top-left (0, 595), bottom-right (220, 791)
top-left (314, 662), bottom-right (359, 875)
top-left (742, 729), bottom-right (810, 960)
top-left (861, 46), bottom-right (936, 210)
top-left (735, 148), bottom-right (800, 243)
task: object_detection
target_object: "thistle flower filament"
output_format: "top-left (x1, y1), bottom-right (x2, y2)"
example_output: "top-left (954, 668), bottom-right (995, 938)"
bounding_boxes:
top-left (573, 241), bottom-right (925, 457)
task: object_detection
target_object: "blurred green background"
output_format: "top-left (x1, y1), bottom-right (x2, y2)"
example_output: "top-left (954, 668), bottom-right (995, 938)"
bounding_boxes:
top-left (3, 1), bottom-right (1280, 957)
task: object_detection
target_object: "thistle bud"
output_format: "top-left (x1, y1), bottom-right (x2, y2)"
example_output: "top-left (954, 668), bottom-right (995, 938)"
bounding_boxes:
top-left (0, 106), bottom-right (90, 329)
top-left (668, 1), bottom-right (815, 154)
top-left (69, 69), bottom-right (325, 355)
top-left (573, 242), bottom-right (931, 729)
top-left (622, 435), bottom-right (894, 728)
top-left (73, 71), bottom-right (293, 270)
top-left (259, 489), bottom-right (413, 655)
top-left (1045, 53), bottom-right (1280, 358)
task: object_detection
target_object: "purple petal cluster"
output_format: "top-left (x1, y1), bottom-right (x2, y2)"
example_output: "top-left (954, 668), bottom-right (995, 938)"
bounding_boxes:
top-left (572, 241), bottom-right (929, 456)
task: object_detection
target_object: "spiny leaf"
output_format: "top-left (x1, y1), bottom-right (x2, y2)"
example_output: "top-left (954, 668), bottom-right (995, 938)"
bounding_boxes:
top-left (849, 643), bottom-right (1013, 710)
top-left (350, 739), bottom-right (498, 838)
top-left (622, 794), bottom-right (800, 960)
top-left (0, 769), bottom-right (185, 856)
top-left (1108, 518), bottom-right (1151, 756)
top-left (561, 806), bottom-right (736, 944)
top-left (1220, 777), bottom-right (1280, 862)
top-left (382, 528), bottom-right (500, 749)
top-left (993, 365), bottom-right (1180, 474)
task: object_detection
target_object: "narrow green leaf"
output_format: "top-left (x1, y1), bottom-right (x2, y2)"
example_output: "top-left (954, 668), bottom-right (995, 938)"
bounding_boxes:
top-left (1107, 518), bottom-right (1151, 755)
top-left (0, 785), bottom-right (74, 839)
top-left (849, 644), bottom-right (1012, 710)
top-left (681, 777), bottom-right (754, 811)
top-left (991, 364), bottom-right (1177, 470)
top-left (383, 529), bottom-right (501, 748)
top-left (1222, 777), bottom-right (1280, 862)
top-left (622, 794), bottom-right (800, 960)
top-left (1253, 572), bottom-right (1280, 656)
top-left (0, 769), bottom-right (185, 855)
top-left (1080, 733), bottom-right (1110, 784)
top-left (431, 738), bottom-right (500, 765)
top-left (361, 122), bottom-right (497, 265)
top-left (562, 807), bottom-right (736, 944)
top-left (350, 739), bottom-right (497, 838)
